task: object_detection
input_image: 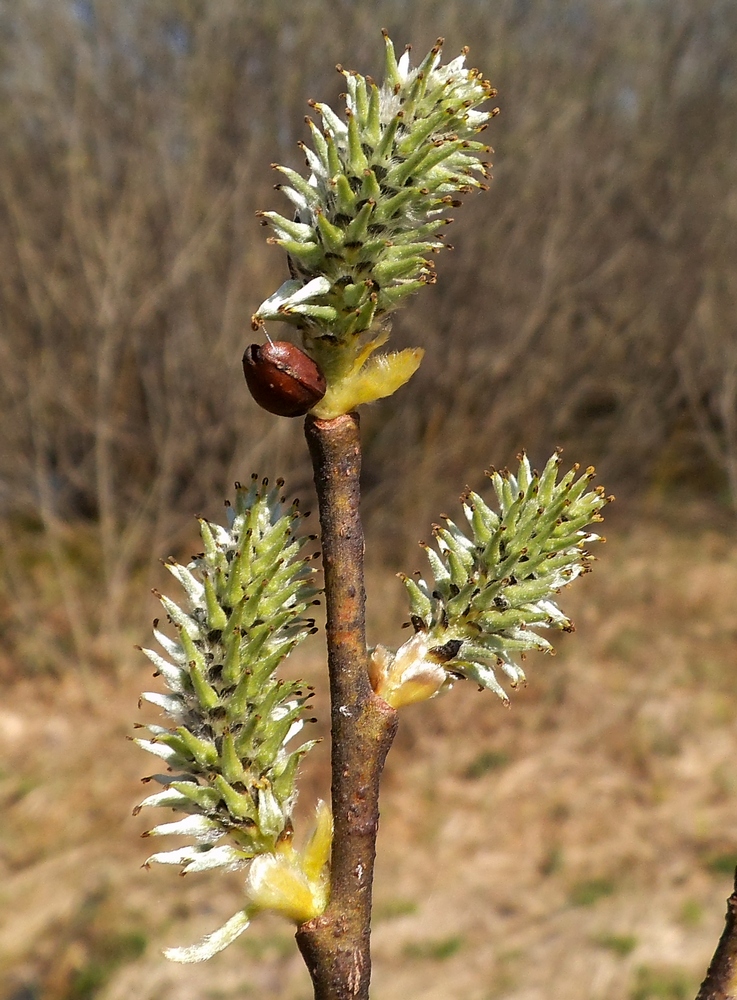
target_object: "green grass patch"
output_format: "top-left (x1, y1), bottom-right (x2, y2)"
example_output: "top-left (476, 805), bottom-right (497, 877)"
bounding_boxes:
top-left (67, 930), bottom-right (147, 1000)
top-left (629, 964), bottom-right (696, 1000)
top-left (374, 897), bottom-right (418, 921)
top-left (703, 851), bottom-right (737, 877)
top-left (403, 935), bottom-right (464, 961)
top-left (678, 898), bottom-right (703, 928)
top-left (593, 932), bottom-right (638, 956)
top-left (464, 750), bottom-right (510, 779)
top-left (569, 877), bottom-right (616, 907)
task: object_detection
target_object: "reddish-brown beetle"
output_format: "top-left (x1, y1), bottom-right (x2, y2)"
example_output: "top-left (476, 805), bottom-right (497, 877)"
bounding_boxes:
top-left (242, 340), bottom-right (327, 417)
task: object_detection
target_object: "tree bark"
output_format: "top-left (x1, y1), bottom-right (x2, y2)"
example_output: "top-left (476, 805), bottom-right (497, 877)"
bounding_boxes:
top-left (297, 413), bottom-right (398, 1000)
top-left (696, 869), bottom-right (737, 1000)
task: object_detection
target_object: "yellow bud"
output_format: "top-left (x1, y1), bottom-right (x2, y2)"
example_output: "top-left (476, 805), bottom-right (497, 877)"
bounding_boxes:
top-left (244, 802), bottom-right (332, 924)
top-left (369, 633), bottom-right (450, 709)
top-left (311, 348), bottom-right (424, 418)
top-left (301, 800), bottom-right (333, 884)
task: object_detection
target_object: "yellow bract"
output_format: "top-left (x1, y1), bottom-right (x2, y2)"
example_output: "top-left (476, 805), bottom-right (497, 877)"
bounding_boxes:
top-left (245, 801), bottom-right (333, 925)
top-left (311, 347), bottom-right (424, 418)
top-left (369, 635), bottom-right (449, 709)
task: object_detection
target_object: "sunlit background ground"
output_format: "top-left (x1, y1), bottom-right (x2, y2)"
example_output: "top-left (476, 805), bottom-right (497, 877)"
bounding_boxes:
top-left (2, 501), bottom-right (737, 999)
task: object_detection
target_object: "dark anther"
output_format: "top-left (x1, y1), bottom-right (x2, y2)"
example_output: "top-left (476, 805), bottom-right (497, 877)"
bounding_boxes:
top-left (410, 614), bottom-right (427, 633)
top-left (429, 639), bottom-right (463, 662)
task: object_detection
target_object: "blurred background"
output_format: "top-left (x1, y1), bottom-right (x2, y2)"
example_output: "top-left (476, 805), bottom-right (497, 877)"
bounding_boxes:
top-left (1, 1), bottom-right (736, 998)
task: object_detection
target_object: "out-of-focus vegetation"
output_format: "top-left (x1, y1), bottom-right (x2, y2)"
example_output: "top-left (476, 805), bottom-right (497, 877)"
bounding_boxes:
top-left (0, 0), bottom-right (736, 669)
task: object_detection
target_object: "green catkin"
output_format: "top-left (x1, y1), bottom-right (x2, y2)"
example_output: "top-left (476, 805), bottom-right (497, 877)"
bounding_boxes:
top-left (381, 453), bottom-right (610, 706)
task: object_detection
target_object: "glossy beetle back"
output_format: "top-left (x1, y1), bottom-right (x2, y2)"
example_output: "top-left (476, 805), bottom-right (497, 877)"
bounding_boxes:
top-left (243, 341), bottom-right (327, 417)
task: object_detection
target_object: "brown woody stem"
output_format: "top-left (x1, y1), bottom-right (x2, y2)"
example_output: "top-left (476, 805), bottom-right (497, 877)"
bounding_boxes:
top-left (297, 413), bottom-right (398, 1000)
top-left (696, 869), bottom-right (737, 1000)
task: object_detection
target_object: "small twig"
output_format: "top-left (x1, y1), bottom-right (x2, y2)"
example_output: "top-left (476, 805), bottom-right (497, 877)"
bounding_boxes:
top-left (298, 413), bottom-right (398, 1000)
top-left (696, 868), bottom-right (737, 1000)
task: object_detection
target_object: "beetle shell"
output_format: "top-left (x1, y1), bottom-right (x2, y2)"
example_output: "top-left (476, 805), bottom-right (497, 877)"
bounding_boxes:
top-left (242, 341), bottom-right (327, 417)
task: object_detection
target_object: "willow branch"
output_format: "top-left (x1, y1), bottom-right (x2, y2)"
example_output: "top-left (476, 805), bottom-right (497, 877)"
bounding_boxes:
top-left (297, 413), bottom-right (398, 1000)
top-left (696, 869), bottom-right (737, 1000)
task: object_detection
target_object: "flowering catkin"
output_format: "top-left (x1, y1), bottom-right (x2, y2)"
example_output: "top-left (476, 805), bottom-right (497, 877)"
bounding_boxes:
top-left (252, 34), bottom-right (498, 417)
top-left (371, 453), bottom-right (611, 708)
top-left (134, 478), bottom-right (327, 961)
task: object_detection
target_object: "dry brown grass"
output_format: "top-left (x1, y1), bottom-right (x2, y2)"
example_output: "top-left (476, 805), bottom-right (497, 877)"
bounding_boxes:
top-left (2, 0), bottom-right (737, 627)
top-left (1, 500), bottom-right (736, 1000)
